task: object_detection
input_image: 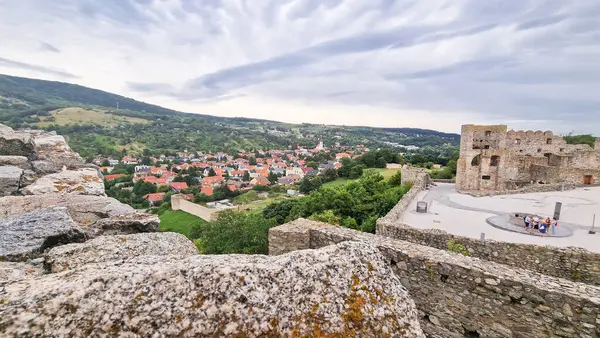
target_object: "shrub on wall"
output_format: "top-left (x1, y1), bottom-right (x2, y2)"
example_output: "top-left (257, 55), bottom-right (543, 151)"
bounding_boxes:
top-left (447, 239), bottom-right (471, 256)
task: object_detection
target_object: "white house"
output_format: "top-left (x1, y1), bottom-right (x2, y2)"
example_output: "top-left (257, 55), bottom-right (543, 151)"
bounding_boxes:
top-left (286, 167), bottom-right (304, 177)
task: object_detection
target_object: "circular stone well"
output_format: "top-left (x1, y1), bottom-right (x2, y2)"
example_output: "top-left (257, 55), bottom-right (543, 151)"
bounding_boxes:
top-left (486, 213), bottom-right (573, 237)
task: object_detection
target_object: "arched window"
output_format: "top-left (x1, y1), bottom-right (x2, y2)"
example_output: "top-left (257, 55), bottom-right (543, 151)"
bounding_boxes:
top-left (471, 155), bottom-right (481, 166)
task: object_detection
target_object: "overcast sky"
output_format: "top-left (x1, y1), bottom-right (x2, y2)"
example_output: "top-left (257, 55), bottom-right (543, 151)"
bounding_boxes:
top-left (1, 0), bottom-right (599, 134)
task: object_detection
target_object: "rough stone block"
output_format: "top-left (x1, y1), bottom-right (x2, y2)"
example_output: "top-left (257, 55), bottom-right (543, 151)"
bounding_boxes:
top-left (0, 194), bottom-right (135, 224)
top-left (0, 165), bottom-right (23, 196)
top-left (44, 232), bottom-right (198, 272)
top-left (0, 207), bottom-right (86, 261)
top-left (23, 168), bottom-right (104, 196)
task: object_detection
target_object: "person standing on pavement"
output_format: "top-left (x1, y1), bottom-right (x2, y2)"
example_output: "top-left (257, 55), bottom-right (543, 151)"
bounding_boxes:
top-left (551, 217), bottom-right (558, 235)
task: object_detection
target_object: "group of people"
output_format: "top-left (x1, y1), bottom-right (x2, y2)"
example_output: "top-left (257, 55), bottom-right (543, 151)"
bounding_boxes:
top-left (524, 215), bottom-right (558, 236)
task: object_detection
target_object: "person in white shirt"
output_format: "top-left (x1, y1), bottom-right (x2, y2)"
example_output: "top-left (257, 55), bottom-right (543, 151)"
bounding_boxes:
top-left (551, 217), bottom-right (558, 235)
top-left (532, 216), bottom-right (540, 230)
top-left (524, 215), bottom-right (532, 231)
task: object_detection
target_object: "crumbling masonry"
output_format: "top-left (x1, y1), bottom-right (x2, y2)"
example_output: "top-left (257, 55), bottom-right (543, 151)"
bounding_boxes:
top-left (456, 124), bottom-right (600, 193)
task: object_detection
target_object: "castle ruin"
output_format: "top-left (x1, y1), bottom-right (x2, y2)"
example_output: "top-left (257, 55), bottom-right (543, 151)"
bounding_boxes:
top-left (456, 124), bottom-right (600, 193)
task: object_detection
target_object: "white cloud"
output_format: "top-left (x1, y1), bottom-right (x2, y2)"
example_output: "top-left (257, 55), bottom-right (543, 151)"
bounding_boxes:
top-left (0, 0), bottom-right (599, 134)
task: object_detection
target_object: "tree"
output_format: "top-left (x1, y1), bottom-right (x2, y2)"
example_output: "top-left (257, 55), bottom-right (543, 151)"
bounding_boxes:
top-left (157, 185), bottom-right (170, 193)
top-left (263, 198), bottom-right (300, 224)
top-left (208, 168), bottom-right (216, 177)
top-left (322, 168), bottom-right (338, 182)
top-left (389, 170), bottom-right (402, 186)
top-left (299, 176), bottom-right (322, 194)
top-left (249, 157), bottom-right (257, 165)
top-left (101, 159), bottom-right (110, 167)
top-left (306, 161), bottom-right (317, 169)
top-left (242, 171), bottom-right (250, 181)
top-left (267, 172), bottom-right (278, 184)
top-left (132, 180), bottom-right (157, 197)
top-left (349, 164), bottom-right (366, 179)
top-left (191, 210), bottom-right (278, 254)
top-left (309, 210), bottom-right (340, 225)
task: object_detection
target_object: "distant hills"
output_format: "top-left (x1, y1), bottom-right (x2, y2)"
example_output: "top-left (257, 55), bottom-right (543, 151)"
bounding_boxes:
top-left (0, 74), bottom-right (459, 159)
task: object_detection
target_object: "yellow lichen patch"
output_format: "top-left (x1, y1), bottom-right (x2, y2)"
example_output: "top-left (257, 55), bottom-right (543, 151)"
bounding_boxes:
top-left (239, 276), bottom-right (245, 283)
top-left (119, 237), bottom-right (127, 242)
top-left (27, 268), bottom-right (36, 274)
top-left (133, 293), bottom-right (148, 302)
top-left (75, 186), bottom-right (85, 191)
top-left (366, 262), bottom-right (374, 272)
top-left (193, 295), bottom-right (205, 308)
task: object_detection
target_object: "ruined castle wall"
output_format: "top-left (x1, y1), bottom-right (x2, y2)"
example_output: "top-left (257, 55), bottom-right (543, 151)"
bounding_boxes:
top-left (269, 220), bottom-right (600, 338)
top-left (458, 125), bottom-right (600, 193)
top-left (505, 130), bottom-right (566, 156)
top-left (456, 125), bottom-right (508, 192)
top-left (376, 221), bottom-right (600, 286)
top-left (379, 168), bottom-right (429, 224)
top-left (171, 195), bottom-right (216, 221)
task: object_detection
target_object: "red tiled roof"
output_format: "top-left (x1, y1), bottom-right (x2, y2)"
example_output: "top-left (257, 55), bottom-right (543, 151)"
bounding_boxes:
top-left (301, 167), bottom-right (314, 173)
top-left (202, 176), bottom-right (224, 184)
top-left (227, 184), bottom-right (237, 191)
top-left (255, 169), bottom-right (269, 177)
top-left (201, 186), bottom-right (214, 196)
top-left (252, 176), bottom-right (270, 186)
top-left (182, 193), bottom-right (194, 200)
top-left (169, 182), bottom-right (188, 191)
top-left (104, 174), bottom-right (125, 181)
top-left (144, 192), bottom-right (165, 202)
top-left (143, 176), bottom-right (158, 183)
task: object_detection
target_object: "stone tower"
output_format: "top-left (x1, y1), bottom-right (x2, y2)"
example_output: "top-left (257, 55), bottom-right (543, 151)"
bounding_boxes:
top-left (456, 125), bottom-right (508, 192)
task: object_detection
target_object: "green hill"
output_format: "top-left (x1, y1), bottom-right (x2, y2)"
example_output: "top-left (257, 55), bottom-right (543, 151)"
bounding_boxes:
top-left (0, 73), bottom-right (460, 160)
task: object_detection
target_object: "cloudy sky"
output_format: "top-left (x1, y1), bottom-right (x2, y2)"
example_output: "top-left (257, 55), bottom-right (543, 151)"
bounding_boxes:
top-left (1, 0), bottom-right (599, 134)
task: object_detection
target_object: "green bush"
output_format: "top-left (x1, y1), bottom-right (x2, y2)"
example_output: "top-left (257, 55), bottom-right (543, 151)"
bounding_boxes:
top-left (191, 210), bottom-right (277, 254)
top-left (447, 239), bottom-right (470, 256)
top-left (308, 210), bottom-right (340, 225)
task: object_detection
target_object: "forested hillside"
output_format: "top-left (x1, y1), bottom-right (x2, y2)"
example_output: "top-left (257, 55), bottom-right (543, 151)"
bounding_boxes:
top-left (0, 74), bottom-right (460, 159)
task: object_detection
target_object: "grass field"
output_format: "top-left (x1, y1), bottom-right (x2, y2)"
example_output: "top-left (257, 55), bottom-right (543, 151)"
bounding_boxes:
top-left (36, 107), bottom-right (150, 127)
top-left (322, 168), bottom-right (400, 188)
top-left (322, 178), bottom-right (355, 188)
top-left (159, 210), bottom-right (207, 239)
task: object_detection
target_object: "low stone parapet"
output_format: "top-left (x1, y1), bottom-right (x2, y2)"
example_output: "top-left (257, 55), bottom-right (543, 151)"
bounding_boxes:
top-left (269, 220), bottom-right (600, 337)
top-left (377, 219), bottom-right (600, 286)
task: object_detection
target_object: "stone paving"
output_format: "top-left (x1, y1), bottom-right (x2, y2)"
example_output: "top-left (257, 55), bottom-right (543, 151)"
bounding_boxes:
top-left (403, 183), bottom-right (600, 253)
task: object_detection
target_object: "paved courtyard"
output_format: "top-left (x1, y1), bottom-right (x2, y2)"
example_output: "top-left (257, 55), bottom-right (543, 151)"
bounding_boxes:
top-left (402, 183), bottom-right (600, 253)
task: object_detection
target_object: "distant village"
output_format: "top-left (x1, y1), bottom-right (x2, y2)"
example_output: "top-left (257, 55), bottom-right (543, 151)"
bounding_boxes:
top-left (95, 142), bottom-right (369, 206)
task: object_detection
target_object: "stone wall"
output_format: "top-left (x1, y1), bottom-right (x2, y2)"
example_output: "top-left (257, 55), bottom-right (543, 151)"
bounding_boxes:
top-left (269, 219), bottom-right (600, 338)
top-left (171, 194), bottom-right (216, 221)
top-left (378, 167), bottom-right (429, 224)
top-left (465, 182), bottom-right (577, 197)
top-left (376, 221), bottom-right (600, 286)
top-left (431, 178), bottom-right (455, 183)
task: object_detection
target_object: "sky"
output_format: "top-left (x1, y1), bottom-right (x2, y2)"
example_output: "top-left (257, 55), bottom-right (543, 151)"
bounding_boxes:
top-left (1, 0), bottom-right (599, 134)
